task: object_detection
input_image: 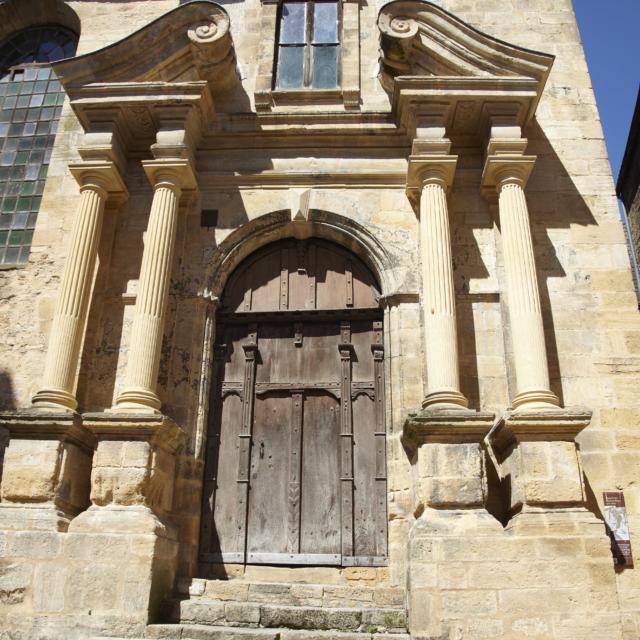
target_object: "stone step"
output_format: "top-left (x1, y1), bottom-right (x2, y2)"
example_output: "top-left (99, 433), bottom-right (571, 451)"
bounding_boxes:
top-left (147, 624), bottom-right (411, 640)
top-left (186, 579), bottom-right (405, 609)
top-left (177, 599), bottom-right (407, 633)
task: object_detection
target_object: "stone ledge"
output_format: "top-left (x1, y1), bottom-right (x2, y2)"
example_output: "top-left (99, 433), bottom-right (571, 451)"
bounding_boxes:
top-left (403, 408), bottom-right (496, 451)
top-left (0, 410), bottom-right (95, 453)
top-left (82, 412), bottom-right (185, 455)
top-left (488, 407), bottom-right (592, 453)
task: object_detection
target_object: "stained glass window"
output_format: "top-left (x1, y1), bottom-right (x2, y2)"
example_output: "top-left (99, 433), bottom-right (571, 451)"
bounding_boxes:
top-left (0, 26), bottom-right (77, 266)
top-left (275, 1), bottom-right (339, 90)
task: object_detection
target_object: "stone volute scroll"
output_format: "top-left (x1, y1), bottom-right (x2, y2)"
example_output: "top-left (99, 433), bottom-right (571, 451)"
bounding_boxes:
top-left (187, 10), bottom-right (236, 88)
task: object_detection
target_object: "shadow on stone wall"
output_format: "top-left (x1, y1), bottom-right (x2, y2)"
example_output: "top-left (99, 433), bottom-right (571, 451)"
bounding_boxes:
top-left (0, 370), bottom-right (16, 411)
top-left (0, 370), bottom-right (14, 487)
top-left (502, 120), bottom-right (597, 408)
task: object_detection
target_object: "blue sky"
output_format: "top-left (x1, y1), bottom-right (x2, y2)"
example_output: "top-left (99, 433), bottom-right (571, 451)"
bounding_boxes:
top-left (573, 0), bottom-right (640, 183)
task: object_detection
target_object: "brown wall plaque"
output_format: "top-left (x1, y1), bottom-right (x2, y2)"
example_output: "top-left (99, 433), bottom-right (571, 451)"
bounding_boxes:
top-left (603, 492), bottom-right (634, 568)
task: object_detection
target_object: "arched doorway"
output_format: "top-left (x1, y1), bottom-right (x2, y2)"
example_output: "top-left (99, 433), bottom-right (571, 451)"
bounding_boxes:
top-left (200, 238), bottom-right (387, 567)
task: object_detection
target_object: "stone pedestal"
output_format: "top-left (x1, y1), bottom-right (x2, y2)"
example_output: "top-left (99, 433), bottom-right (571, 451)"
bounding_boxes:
top-left (63, 413), bottom-right (185, 627)
top-left (403, 409), bottom-right (498, 637)
top-left (0, 412), bottom-right (95, 532)
top-left (488, 408), bottom-right (591, 518)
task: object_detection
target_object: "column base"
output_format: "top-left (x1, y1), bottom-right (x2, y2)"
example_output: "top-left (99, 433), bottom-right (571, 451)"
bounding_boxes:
top-left (512, 388), bottom-right (560, 411)
top-left (113, 387), bottom-right (162, 412)
top-left (31, 387), bottom-right (78, 411)
top-left (421, 388), bottom-right (469, 410)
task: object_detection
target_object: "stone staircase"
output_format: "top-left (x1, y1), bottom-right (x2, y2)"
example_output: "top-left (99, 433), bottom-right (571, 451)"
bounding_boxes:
top-left (146, 577), bottom-right (409, 640)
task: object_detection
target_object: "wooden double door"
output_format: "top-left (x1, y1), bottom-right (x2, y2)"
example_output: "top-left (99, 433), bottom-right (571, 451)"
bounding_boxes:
top-left (200, 240), bottom-right (388, 567)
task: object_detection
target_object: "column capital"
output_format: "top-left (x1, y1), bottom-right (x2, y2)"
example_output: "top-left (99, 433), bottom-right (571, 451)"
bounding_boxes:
top-left (69, 160), bottom-right (128, 202)
top-left (142, 158), bottom-right (197, 193)
top-left (481, 136), bottom-right (536, 198)
top-left (406, 154), bottom-right (458, 210)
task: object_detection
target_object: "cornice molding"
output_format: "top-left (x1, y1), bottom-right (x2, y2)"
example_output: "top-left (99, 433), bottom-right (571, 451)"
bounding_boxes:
top-left (377, 1), bottom-right (554, 141)
top-left (51, 2), bottom-right (234, 148)
top-left (53, 2), bottom-right (235, 90)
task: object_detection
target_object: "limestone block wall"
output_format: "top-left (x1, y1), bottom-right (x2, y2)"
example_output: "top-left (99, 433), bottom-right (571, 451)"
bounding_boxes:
top-left (0, 0), bottom-right (639, 637)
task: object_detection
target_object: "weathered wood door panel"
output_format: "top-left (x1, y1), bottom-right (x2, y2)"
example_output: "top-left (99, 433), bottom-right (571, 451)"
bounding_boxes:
top-left (247, 393), bottom-right (291, 558)
top-left (300, 392), bottom-right (341, 556)
top-left (200, 239), bottom-right (387, 567)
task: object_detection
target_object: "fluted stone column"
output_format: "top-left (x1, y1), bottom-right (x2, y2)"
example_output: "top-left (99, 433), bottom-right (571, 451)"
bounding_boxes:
top-left (407, 146), bottom-right (468, 409)
top-left (116, 161), bottom-right (194, 412)
top-left (419, 173), bottom-right (468, 409)
top-left (484, 153), bottom-right (560, 411)
top-left (32, 163), bottom-right (125, 411)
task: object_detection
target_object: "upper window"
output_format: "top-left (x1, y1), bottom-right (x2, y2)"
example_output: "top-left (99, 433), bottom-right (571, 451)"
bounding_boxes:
top-left (275, 1), bottom-right (340, 90)
top-left (0, 26), bottom-right (77, 266)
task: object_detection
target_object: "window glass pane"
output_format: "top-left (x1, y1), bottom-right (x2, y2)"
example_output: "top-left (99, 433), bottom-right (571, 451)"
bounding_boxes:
top-left (0, 25), bottom-right (76, 264)
top-left (313, 2), bottom-right (338, 44)
top-left (280, 2), bottom-right (307, 44)
top-left (277, 46), bottom-right (305, 89)
top-left (311, 45), bottom-right (338, 89)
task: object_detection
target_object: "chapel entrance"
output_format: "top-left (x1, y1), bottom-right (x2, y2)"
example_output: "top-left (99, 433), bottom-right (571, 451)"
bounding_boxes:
top-left (200, 238), bottom-right (387, 567)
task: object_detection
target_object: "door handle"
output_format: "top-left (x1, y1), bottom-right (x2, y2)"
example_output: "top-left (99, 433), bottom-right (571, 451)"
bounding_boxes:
top-left (259, 441), bottom-right (265, 459)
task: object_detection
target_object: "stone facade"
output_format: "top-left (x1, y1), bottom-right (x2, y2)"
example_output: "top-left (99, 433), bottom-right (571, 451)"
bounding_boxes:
top-left (0, 0), bottom-right (638, 639)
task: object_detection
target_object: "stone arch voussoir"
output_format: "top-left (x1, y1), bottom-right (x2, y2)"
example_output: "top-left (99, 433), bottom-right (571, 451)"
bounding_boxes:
top-left (207, 209), bottom-right (399, 301)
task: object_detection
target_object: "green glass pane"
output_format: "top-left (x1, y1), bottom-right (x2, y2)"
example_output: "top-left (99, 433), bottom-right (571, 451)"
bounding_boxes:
top-left (32, 196), bottom-right (42, 209)
top-left (35, 81), bottom-right (47, 93)
top-left (18, 245), bottom-right (30, 263)
top-left (277, 46), bottom-right (305, 89)
top-left (14, 151), bottom-right (28, 165)
top-left (8, 229), bottom-right (23, 245)
top-left (38, 165), bottom-right (48, 179)
top-left (0, 230), bottom-right (8, 245)
top-left (21, 182), bottom-right (35, 196)
top-left (43, 93), bottom-right (57, 106)
top-left (312, 45), bottom-right (338, 88)
top-left (2, 197), bottom-right (16, 212)
top-left (17, 196), bottom-right (31, 210)
top-left (7, 83), bottom-right (20, 96)
top-left (5, 246), bottom-right (19, 263)
top-left (24, 229), bottom-right (33, 244)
